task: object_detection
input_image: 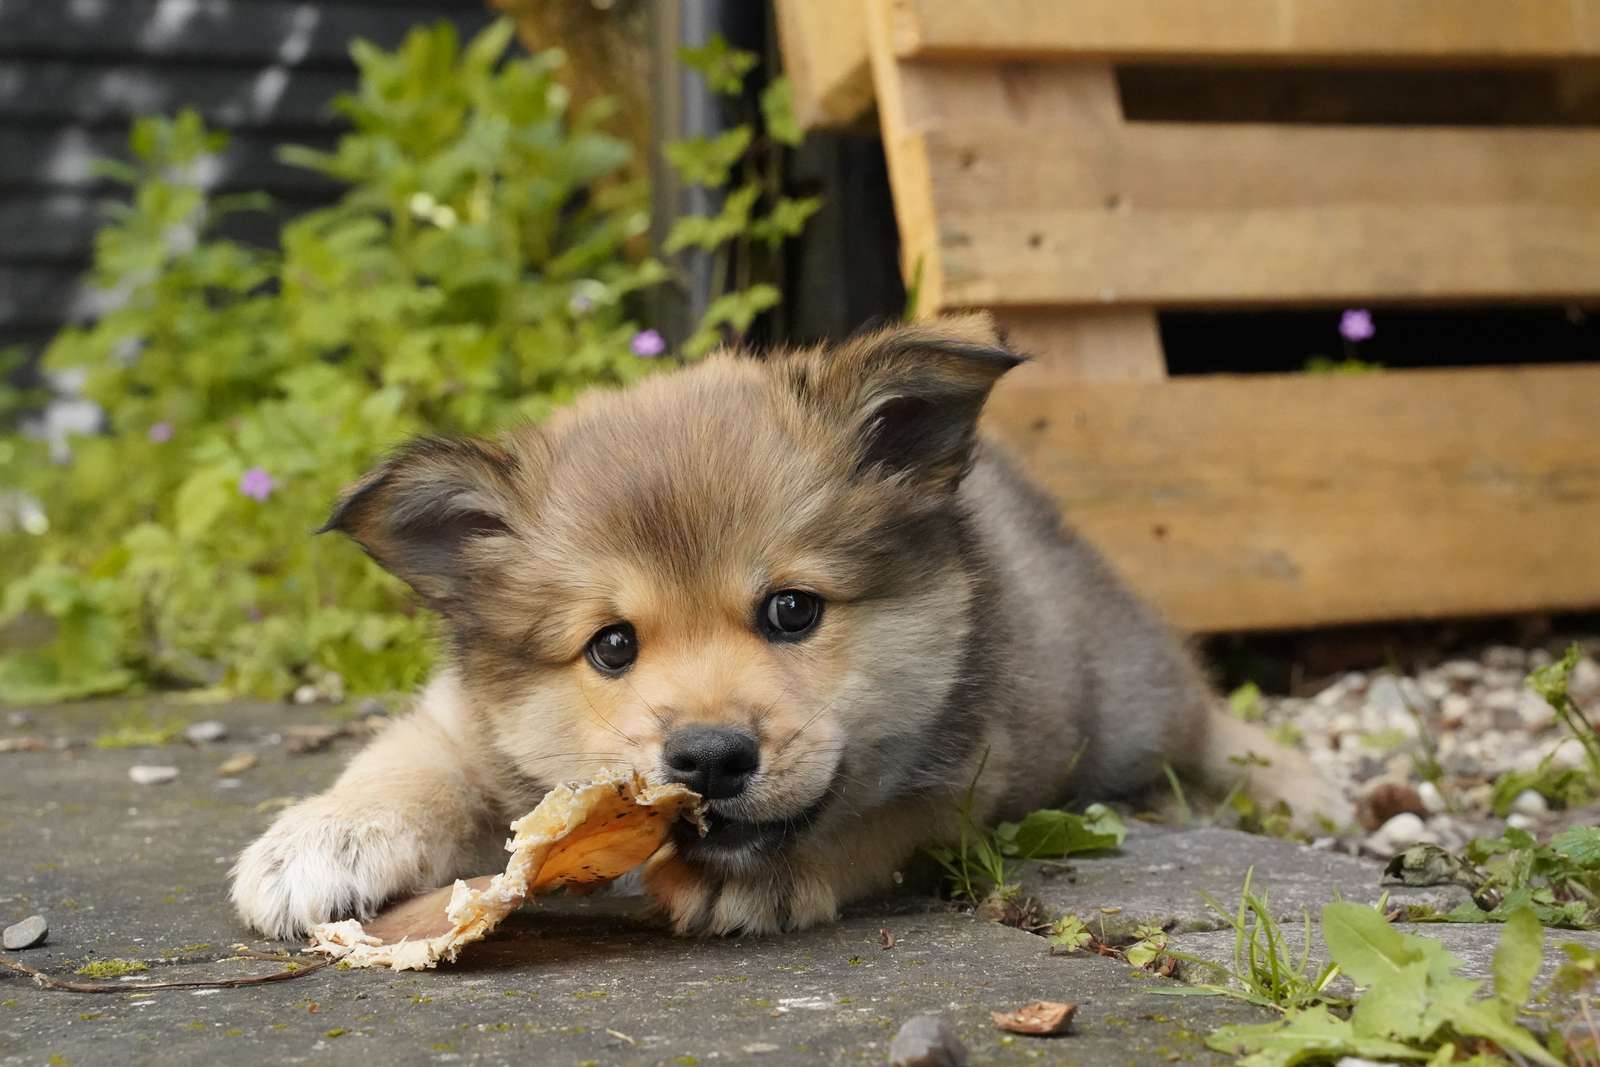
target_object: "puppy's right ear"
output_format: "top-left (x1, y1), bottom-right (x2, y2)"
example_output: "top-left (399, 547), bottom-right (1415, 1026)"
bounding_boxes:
top-left (321, 435), bottom-right (525, 616)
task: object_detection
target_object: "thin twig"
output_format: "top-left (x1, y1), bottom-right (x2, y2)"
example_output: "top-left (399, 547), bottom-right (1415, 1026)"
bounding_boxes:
top-left (0, 950), bottom-right (332, 994)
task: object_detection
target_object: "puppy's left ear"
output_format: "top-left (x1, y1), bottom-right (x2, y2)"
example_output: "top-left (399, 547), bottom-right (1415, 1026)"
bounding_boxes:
top-left (320, 435), bottom-right (528, 618)
top-left (796, 312), bottom-right (1023, 491)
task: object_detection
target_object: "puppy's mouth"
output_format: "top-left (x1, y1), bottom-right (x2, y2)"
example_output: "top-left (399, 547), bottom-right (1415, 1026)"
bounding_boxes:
top-left (672, 782), bottom-right (836, 863)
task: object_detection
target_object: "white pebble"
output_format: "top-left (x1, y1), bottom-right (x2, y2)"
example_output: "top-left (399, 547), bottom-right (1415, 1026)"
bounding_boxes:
top-left (1517, 690), bottom-right (1555, 729)
top-left (1484, 689), bottom-right (1519, 713)
top-left (1507, 813), bottom-right (1537, 831)
top-left (1439, 693), bottom-right (1472, 722)
top-left (1552, 738), bottom-right (1590, 771)
top-left (1510, 790), bottom-right (1548, 817)
top-left (292, 684), bottom-right (320, 705)
top-left (1572, 658), bottom-right (1600, 702)
top-left (184, 720), bottom-right (228, 744)
top-left (1373, 812), bottom-right (1426, 853)
top-left (128, 765), bottom-right (178, 786)
top-left (1417, 781), bottom-right (1446, 814)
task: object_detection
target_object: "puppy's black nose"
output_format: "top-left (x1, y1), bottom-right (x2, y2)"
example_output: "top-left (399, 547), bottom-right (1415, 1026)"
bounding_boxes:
top-left (662, 726), bottom-right (759, 799)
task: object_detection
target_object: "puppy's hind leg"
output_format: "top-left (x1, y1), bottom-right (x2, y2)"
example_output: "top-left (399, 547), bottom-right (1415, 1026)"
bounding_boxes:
top-left (1177, 706), bottom-right (1355, 834)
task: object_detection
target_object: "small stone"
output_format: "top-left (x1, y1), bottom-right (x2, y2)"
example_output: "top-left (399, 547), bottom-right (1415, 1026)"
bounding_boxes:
top-left (2, 914), bottom-right (47, 950)
top-left (128, 765), bottom-right (179, 786)
top-left (292, 684), bottom-right (321, 706)
top-left (1516, 690), bottom-right (1555, 729)
top-left (184, 720), bottom-right (228, 744)
top-left (216, 752), bottom-right (257, 776)
top-left (1438, 693), bottom-right (1472, 726)
top-left (1551, 738), bottom-right (1589, 771)
top-left (1417, 781), bottom-right (1446, 814)
top-left (216, 778), bottom-right (243, 789)
top-left (1510, 790), bottom-right (1548, 817)
top-left (357, 698), bottom-right (388, 719)
top-left (1357, 781), bottom-right (1427, 831)
top-left (742, 1044), bottom-right (780, 1055)
top-left (1484, 645), bottom-right (1527, 670)
top-left (5, 710), bottom-right (33, 728)
top-left (1438, 659), bottom-right (1481, 685)
top-left (1369, 812), bottom-right (1426, 854)
top-left (1572, 657), bottom-right (1600, 703)
top-left (890, 1014), bottom-right (968, 1067)
top-left (1484, 689), bottom-right (1519, 714)
top-left (1507, 812), bottom-right (1537, 831)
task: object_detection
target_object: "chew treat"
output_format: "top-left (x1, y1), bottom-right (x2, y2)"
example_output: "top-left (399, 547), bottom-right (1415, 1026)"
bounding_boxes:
top-left (307, 771), bottom-right (701, 970)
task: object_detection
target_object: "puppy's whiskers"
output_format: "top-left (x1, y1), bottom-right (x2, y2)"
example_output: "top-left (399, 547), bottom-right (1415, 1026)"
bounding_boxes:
top-left (580, 687), bottom-right (642, 748)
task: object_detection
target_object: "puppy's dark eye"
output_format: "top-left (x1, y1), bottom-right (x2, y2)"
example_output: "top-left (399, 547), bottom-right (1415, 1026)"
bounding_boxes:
top-left (760, 590), bottom-right (823, 640)
top-left (586, 623), bottom-right (637, 674)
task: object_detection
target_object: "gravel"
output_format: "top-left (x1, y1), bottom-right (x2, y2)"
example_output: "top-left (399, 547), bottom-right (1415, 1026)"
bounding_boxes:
top-left (183, 720), bottom-right (228, 744)
top-left (889, 1014), bottom-right (969, 1067)
top-left (127, 765), bottom-right (179, 786)
top-left (1251, 634), bottom-right (1600, 856)
top-left (2, 914), bottom-right (48, 950)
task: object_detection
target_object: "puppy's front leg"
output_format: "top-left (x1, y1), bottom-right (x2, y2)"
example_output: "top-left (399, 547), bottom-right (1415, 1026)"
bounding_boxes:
top-left (231, 710), bottom-right (504, 940)
top-left (645, 799), bottom-right (948, 935)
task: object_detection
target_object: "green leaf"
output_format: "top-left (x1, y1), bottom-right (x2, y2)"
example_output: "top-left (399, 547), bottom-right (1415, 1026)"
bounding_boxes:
top-left (663, 126), bottom-right (753, 187)
top-left (1320, 902), bottom-right (1426, 986)
top-left (748, 196), bottom-right (822, 248)
top-left (993, 804), bottom-right (1126, 859)
top-left (663, 184), bottom-right (761, 253)
top-left (1350, 959), bottom-right (1432, 1041)
top-left (678, 34), bottom-right (758, 95)
top-left (1527, 642), bottom-right (1579, 709)
top-left (1207, 1005), bottom-right (1429, 1067)
top-left (1552, 826), bottom-right (1600, 868)
top-left (1491, 907), bottom-right (1543, 1011)
top-left (1229, 681), bottom-right (1264, 721)
top-left (760, 77), bottom-right (803, 146)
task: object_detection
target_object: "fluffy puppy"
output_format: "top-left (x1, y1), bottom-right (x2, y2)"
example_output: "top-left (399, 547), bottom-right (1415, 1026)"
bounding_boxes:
top-left (232, 314), bottom-right (1350, 939)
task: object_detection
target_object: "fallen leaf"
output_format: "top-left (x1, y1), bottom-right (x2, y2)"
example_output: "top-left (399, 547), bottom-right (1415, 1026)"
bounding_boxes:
top-left (309, 770), bottom-right (702, 970)
top-left (991, 1000), bottom-right (1077, 1036)
top-left (216, 752), bottom-right (258, 776)
top-left (879, 928), bottom-right (895, 950)
top-left (0, 737), bottom-right (48, 753)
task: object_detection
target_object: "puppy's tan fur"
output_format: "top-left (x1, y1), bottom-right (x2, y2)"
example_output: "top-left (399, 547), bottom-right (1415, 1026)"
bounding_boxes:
top-left (233, 315), bottom-right (1350, 939)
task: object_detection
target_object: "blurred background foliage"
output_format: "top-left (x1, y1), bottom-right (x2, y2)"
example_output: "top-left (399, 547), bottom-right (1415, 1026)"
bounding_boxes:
top-left (0, 18), bottom-right (813, 703)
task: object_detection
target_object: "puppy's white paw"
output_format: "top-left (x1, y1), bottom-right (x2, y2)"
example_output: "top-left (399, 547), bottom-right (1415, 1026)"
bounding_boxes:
top-left (230, 798), bottom-right (442, 940)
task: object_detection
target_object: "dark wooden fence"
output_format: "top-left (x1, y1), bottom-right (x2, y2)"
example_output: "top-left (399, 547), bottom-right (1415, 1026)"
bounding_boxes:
top-left (0, 0), bottom-right (491, 360)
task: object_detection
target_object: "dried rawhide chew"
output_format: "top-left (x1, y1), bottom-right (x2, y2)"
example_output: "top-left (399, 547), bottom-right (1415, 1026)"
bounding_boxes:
top-left (307, 771), bottom-right (702, 971)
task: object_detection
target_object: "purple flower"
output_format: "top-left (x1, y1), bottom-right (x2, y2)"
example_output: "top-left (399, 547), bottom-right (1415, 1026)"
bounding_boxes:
top-left (630, 328), bottom-right (667, 359)
top-left (147, 421), bottom-right (174, 444)
top-left (239, 467), bottom-right (276, 502)
top-left (1339, 309), bottom-right (1375, 343)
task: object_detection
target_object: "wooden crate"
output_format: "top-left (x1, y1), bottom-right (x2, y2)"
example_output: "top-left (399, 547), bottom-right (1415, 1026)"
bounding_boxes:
top-left (852, 0), bottom-right (1600, 631)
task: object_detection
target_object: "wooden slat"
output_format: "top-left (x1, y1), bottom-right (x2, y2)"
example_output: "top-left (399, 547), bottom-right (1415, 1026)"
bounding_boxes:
top-left (981, 363), bottom-right (1600, 632)
top-left (892, 0), bottom-right (1600, 64)
top-left (996, 309), bottom-right (1166, 381)
top-left (918, 117), bottom-right (1600, 306)
top-left (775, 0), bottom-right (876, 130)
top-left (868, 0), bottom-right (1134, 312)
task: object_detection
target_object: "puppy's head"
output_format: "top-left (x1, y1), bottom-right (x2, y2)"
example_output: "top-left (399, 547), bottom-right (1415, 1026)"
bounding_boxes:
top-left (325, 315), bottom-right (1019, 872)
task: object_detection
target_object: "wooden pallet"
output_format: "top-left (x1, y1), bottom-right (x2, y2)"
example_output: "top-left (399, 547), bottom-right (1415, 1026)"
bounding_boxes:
top-left (844, 0), bottom-right (1600, 631)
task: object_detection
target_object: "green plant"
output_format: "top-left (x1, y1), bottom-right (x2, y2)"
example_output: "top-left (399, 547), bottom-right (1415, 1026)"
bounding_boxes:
top-left (663, 40), bottom-right (819, 358)
top-left (924, 753), bottom-right (1127, 906)
top-left (0, 21), bottom-right (813, 702)
top-left (1161, 869), bottom-right (1342, 1013)
top-left (1488, 644), bottom-right (1599, 816)
top-left (1208, 904), bottom-right (1561, 1066)
top-left (1390, 828), bottom-right (1600, 930)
